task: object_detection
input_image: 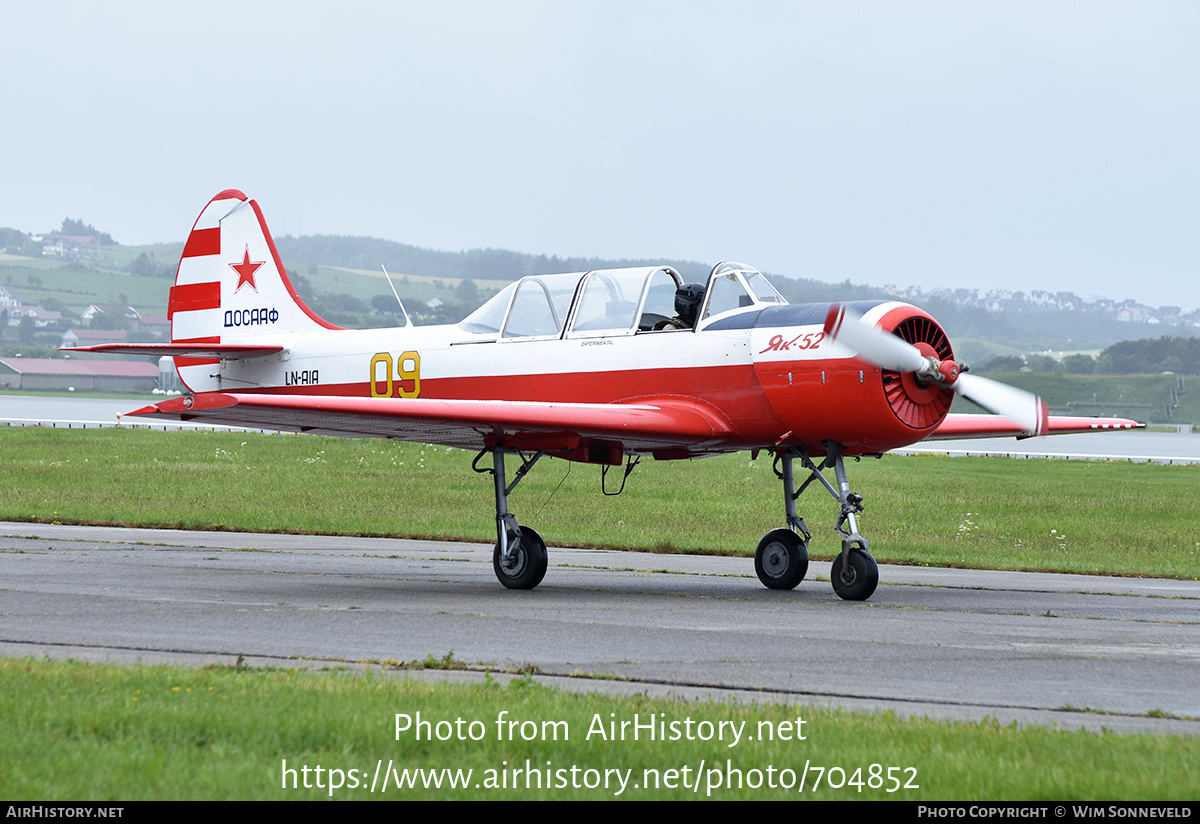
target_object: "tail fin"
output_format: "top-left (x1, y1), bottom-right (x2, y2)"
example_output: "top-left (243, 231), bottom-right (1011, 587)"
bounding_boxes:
top-left (169, 190), bottom-right (339, 390)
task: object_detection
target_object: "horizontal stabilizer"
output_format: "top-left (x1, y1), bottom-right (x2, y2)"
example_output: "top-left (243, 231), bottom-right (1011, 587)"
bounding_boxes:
top-left (62, 343), bottom-right (284, 360)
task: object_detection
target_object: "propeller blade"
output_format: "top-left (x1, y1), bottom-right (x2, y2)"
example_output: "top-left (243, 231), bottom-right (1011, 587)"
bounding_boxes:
top-left (824, 304), bottom-right (1049, 436)
top-left (824, 305), bottom-right (926, 373)
top-left (953, 373), bottom-right (1048, 436)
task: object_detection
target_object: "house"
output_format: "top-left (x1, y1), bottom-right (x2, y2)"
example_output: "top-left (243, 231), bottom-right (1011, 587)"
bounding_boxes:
top-left (42, 235), bottom-right (99, 256)
top-left (133, 314), bottom-right (170, 337)
top-left (80, 305), bottom-right (106, 324)
top-left (8, 305), bottom-right (63, 327)
top-left (79, 305), bottom-right (146, 327)
top-left (60, 328), bottom-right (128, 348)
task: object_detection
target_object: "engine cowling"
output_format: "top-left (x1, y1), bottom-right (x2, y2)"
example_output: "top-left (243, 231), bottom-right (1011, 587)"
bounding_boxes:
top-left (752, 301), bottom-right (956, 453)
top-left (880, 311), bottom-right (956, 430)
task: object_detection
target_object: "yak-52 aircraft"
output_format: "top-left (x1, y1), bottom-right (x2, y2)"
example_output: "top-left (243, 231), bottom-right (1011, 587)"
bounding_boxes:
top-left (68, 190), bottom-right (1141, 601)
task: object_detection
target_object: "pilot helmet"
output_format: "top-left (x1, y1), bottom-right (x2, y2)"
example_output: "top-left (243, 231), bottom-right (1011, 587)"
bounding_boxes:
top-left (674, 283), bottom-right (706, 322)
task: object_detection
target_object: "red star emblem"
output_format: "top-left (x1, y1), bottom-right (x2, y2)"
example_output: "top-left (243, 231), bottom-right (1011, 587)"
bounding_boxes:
top-left (229, 246), bottom-right (264, 293)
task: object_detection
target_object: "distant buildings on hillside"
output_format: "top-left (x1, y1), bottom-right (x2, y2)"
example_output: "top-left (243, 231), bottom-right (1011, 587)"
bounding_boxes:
top-left (0, 286), bottom-right (62, 327)
top-left (881, 285), bottom-right (1199, 328)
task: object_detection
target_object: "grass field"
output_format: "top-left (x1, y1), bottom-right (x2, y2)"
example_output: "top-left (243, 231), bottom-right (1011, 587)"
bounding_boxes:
top-left (1, 426), bottom-right (1198, 579)
top-left (3, 658), bottom-right (1197, 801)
top-left (3, 426), bottom-right (1199, 800)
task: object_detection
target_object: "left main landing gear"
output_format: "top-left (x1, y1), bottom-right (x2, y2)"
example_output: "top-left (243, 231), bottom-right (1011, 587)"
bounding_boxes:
top-left (766, 442), bottom-right (880, 601)
top-left (493, 525), bottom-right (548, 590)
top-left (755, 528), bottom-right (809, 590)
top-left (475, 447), bottom-right (549, 590)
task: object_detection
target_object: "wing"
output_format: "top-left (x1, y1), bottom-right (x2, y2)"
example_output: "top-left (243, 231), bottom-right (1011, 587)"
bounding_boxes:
top-left (126, 392), bottom-right (736, 458)
top-left (925, 412), bottom-right (1143, 441)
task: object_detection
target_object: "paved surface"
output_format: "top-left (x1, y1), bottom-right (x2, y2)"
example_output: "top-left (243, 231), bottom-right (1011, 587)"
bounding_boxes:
top-left (3, 521), bottom-right (1197, 736)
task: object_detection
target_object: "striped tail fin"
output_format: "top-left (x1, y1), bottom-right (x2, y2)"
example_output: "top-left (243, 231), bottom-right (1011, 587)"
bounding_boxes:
top-left (168, 190), bottom-right (339, 391)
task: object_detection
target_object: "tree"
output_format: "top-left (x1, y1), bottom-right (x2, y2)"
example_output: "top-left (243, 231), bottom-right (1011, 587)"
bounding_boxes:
top-left (0, 227), bottom-right (29, 249)
top-left (1024, 355), bottom-right (1058, 373)
top-left (18, 315), bottom-right (35, 345)
top-left (455, 278), bottom-right (478, 303)
top-left (129, 252), bottom-right (171, 278)
top-left (372, 294), bottom-right (401, 315)
top-left (39, 298), bottom-right (76, 319)
top-left (978, 355), bottom-right (1025, 372)
top-left (1062, 354), bottom-right (1096, 374)
top-left (58, 218), bottom-right (115, 245)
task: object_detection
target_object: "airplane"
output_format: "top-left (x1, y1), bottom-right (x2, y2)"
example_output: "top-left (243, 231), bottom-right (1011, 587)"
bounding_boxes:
top-left (67, 189), bottom-right (1142, 601)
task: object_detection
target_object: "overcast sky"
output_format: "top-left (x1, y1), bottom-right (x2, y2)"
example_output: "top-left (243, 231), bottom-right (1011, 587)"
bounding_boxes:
top-left (2, 1), bottom-right (1197, 309)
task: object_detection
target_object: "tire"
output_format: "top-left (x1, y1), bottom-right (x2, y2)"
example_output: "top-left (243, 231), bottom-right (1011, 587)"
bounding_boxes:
top-left (754, 528), bottom-right (809, 590)
top-left (493, 526), bottom-right (548, 590)
top-left (830, 549), bottom-right (878, 601)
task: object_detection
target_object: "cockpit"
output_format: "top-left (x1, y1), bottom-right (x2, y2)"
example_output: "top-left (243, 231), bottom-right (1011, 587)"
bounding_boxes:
top-left (458, 261), bottom-right (786, 340)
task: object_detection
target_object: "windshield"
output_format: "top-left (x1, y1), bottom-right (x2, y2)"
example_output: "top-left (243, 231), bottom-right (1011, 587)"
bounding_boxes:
top-left (459, 283), bottom-right (515, 334)
top-left (699, 262), bottom-right (787, 325)
top-left (502, 273), bottom-right (580, 338)
top-left (460, 272), bottom-right (584, 337)
top-left (746, 270), bottom-right (784, 304)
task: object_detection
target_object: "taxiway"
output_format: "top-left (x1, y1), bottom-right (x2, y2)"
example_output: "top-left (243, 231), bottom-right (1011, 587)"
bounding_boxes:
top-left (2, 521), bottom-right (1197, 736)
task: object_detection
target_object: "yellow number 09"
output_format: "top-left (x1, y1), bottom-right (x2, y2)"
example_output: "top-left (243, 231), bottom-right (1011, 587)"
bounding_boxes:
top-left (369, 351), bottom-right (421, 398)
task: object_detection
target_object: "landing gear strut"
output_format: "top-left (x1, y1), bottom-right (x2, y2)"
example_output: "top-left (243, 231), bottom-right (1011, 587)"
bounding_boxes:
top-left (474, 448), bottom-right (548, 590)
top-left (764, 442), bottom-right (879, 601)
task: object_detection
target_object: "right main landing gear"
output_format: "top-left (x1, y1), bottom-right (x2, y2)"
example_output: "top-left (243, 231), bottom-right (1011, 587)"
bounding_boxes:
top-left (762, 442), bottom-right (880, 601)
top-left (475, 447), bottom-right (549, 590)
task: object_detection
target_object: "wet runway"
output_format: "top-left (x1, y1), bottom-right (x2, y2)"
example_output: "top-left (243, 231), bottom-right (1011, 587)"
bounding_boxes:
top-left (3, 521), bottom-right (1197, 736)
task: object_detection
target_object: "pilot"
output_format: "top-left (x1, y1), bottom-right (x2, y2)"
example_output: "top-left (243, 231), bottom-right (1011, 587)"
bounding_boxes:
top-left (654, 283), bottom-right (705, 330)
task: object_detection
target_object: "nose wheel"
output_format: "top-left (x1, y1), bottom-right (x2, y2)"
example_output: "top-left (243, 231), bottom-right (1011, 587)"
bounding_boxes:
top-left (830, 546), bottom-right (878, 601)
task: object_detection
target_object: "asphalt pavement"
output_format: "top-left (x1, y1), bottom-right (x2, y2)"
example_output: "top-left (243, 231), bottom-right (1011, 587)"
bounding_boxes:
top-left (3, 521), bottom-right (1197, 736)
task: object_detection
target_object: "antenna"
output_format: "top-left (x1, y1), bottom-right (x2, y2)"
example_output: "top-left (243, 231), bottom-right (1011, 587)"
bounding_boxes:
top-left (381, 265), bottom-right (413, 327)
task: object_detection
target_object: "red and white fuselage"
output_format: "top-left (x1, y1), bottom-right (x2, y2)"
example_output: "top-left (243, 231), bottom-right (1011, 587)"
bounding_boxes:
top-left (73, 190), bottom-right (1137, 459)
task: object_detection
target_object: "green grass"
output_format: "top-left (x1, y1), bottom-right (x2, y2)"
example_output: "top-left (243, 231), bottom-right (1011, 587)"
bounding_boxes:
top-left (0, 259), bottom-right (171, 317)
top-left (3, 429), bottom-right (1197, 801)
top-left (2, 657), bottom-right (1196, 800)
top-left (2, 426), bottom-right (1198, 579)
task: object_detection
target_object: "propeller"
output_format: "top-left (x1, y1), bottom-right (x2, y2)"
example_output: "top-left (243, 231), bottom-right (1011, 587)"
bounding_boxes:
top-left (824, 305), bottom-right (1047, 436)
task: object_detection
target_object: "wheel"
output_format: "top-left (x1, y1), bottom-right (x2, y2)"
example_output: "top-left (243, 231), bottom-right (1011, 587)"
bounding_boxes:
top-left (830, 549), bottom-right (879, 601)
top-left (493, 526), bottom-right (548, 590)
top-left (754, 528), bottom-right (809, 590)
